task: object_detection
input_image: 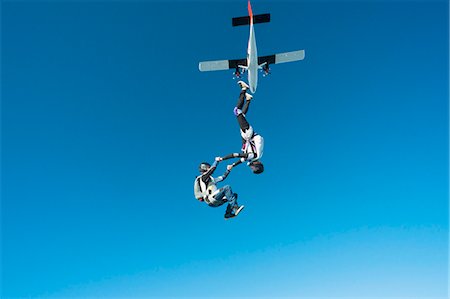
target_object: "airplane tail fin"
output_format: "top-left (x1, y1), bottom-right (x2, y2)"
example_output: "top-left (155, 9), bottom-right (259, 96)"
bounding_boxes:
top-left (248, 0), bottom-right (253, 20)
top-left (232, 0), bottom-right (270, 26)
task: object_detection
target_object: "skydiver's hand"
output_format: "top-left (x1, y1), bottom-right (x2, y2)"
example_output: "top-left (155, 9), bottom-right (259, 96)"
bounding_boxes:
top-left (227, 164), bottom-right (233, 171)
top-left (215, 157), bottom-right (223, 162)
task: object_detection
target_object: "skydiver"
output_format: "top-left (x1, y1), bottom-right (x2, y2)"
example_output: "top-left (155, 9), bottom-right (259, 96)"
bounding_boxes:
top-left (194, 158), bottom-right (245, 219)
top-left (218, 81), bottom-right (264, 174)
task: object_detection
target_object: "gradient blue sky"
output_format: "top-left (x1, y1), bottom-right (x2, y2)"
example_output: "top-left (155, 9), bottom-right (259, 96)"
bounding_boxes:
top-left (2, 0), bottom-right (449, 298)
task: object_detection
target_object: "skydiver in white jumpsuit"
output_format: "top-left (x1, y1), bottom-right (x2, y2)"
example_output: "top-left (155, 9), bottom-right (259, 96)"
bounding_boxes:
top-left (218, 81), bottom-right (264, 174)
top-left (193, 158), bottom-right (244, 219)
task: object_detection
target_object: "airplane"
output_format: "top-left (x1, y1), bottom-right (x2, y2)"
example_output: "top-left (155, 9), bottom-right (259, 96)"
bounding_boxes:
top-left (199, 0), bottom-right (305, 93)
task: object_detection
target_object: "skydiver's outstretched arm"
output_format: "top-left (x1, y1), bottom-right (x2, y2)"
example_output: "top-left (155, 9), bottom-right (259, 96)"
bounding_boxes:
top-left (200, 160), bottom-right (219, 183)
top-left (219, 153), bottom-right (251, 169)
top-left (214, 165), bottom-right (233, 183)
top-left (220, 152), bottom-right (248, 161)
top-left (229, 159), bottom-right (244, 168)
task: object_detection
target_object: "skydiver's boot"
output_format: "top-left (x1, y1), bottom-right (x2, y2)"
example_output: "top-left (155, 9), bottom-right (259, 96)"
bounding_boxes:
top-left (237, 81), bottom-right (250, 91)
top-left (245, 93), bottom-right (253, 101)
top-left (224, 194), bottom-right (244, 219)
top-left (233, 204), bottom-right (245, 217)
top-left (224, 204), bottom-right (234, 219)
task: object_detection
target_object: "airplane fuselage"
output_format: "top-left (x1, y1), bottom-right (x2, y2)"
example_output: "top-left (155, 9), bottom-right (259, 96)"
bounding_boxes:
top-left (246, 4), bottom-right (259, 93)
top-left (247, 20), bottom-right (258, 93)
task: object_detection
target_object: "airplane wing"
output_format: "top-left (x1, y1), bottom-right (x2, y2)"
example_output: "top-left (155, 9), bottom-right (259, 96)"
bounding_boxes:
top-left (199, 58), bottom-right (247, 72)
top-left (258, 50), bottom-right (305, 66)
top-left (228, 58), bottom-right (247, 69)
top-left (198, 50), bottom-right (304, 72)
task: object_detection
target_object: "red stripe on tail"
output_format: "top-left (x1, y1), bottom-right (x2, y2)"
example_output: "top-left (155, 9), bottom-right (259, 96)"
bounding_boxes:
top-left (248, 0), bottom-right (253, 20)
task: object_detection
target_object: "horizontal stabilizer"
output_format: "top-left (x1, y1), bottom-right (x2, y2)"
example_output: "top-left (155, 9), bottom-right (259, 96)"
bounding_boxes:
top-left (232, 13), bottom-right (270, 26)
top-left (275, 50), bottom-right (305, 64)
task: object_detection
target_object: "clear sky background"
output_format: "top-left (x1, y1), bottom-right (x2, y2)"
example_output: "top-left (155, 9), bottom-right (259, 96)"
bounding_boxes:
top-left (1, 0), bottom-right (449, 298)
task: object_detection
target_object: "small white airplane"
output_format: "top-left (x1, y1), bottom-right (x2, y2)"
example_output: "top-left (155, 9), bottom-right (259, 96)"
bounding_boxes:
top-left (199, 0), bottom-right (305, 93)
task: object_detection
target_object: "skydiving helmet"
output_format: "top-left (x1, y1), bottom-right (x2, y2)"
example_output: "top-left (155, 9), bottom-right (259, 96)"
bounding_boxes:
top-left (199, 162), bottom-right (211, 173)
top-left (249, 161), bottom-right (264, 174)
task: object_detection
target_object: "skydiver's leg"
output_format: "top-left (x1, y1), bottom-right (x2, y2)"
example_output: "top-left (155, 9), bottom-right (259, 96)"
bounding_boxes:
top-left (237, 114), bottom-right (250, 132)
top-left (241, 96), bottom-right (251, 115)
top-left (235, 90), bottom-right (246, 110)
top-left (236, 110), bottom-right (253, 146)
top-left (213, 186), bottom-right (236, 203)
top-left (234, 91), bottom-right (251, 131)
top-left (209, 187), bottom-right (229, 207)
top-left (220, 185), bottom-right (239, 218)
top-left (224, 186), bottom-right (237, 206)
top-left (235, 90), bottom-right (252, 115)
top-left (225, 192), bottom-right (243, 218)
top-left (213, 185), bottom-right (239, 217)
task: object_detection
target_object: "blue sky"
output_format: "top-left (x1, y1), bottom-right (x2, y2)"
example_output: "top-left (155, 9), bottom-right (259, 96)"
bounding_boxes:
top-left (1, 0), bottom-right (449, 298)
